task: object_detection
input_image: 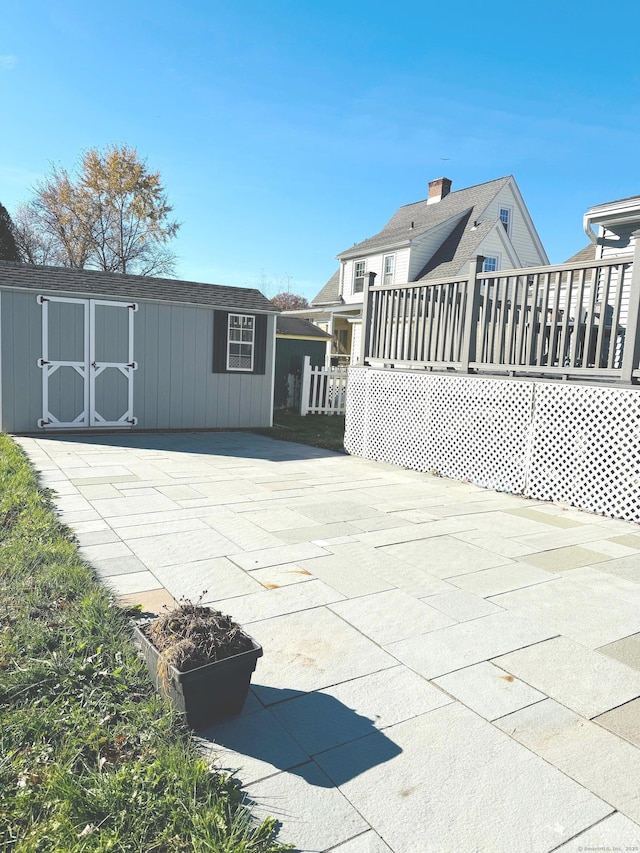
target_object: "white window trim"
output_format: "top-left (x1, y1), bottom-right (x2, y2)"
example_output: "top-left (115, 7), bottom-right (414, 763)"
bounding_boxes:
top-left (226, 313), bottom-right (255, 372)
top-left (499, 205), bottom-right (513, 237)
top-left (353, 259), bottom-right (367, 294)
top-left (483, 255), bottom-right (501, 273)
top-left (383, 254), bottom-right (395, 286)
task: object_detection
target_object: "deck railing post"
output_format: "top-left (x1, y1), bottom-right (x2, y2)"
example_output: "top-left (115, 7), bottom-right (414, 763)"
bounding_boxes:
top-left (359, 271), bottom-right (376, 365)
top-left (460, 256), bottom-right (485, 373)
top-left (620, 232), bottom-right (640, 384)
top-left (300, 355), bottom-right (311, 416)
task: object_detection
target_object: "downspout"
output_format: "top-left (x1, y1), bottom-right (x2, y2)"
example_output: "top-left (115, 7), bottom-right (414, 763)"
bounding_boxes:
top-left (583, 211), bottom-right (598, 245)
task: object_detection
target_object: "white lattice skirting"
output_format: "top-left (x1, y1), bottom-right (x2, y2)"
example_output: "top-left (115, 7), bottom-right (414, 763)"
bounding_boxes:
top-left (345, 367), bottom-right (640, 523)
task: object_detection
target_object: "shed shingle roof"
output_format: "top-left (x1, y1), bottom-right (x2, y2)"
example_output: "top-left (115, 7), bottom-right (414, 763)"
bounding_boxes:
top-left (0, 261), bottom-right (277, 313)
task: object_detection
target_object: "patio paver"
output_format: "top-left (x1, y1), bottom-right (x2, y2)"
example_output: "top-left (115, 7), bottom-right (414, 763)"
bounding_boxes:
top-left (495, 699), bottom-right (640, 824)
top-left (17, 430), bottom-right (640, 852)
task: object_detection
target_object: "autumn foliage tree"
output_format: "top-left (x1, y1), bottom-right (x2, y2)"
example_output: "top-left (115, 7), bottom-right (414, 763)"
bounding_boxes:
top-left (0, 202), bottom-right (20, 261)
top-left (16, 145), bottom-right (180, 276)
top-left (271, 291), bottom-right (309, 311)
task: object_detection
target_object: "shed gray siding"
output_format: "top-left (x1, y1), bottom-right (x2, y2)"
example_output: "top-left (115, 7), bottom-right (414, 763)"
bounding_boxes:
top-left (0, 288), bottom-right (275, 433)
top-left (134, 301), bottom-right (274, 429)
top-left (1, 289), bottom-right (43, 432)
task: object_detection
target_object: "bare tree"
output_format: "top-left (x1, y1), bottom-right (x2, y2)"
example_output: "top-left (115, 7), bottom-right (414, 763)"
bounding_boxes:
top-left (12, 203), bottom-right (64, 266)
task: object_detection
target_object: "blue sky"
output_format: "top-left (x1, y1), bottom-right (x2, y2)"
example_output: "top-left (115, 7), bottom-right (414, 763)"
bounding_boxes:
top-left (2, 1), bottom-right (640, 301)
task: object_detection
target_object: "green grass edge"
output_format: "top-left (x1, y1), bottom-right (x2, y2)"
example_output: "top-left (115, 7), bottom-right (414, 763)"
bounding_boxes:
top-left (250, 412), bottom-right (346, 453)
top-left (0, 434), bottom-right (291, 853)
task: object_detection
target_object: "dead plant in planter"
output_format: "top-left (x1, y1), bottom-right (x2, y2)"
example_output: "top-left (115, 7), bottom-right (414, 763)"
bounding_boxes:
top-left (135, 598), bottom-right (262, 727)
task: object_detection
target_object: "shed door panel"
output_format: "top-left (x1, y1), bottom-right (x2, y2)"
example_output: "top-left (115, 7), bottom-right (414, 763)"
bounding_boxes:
top-left (89, 300), bottom-right (137, 427)
top-left (39, 296), bottom-right (89, 428)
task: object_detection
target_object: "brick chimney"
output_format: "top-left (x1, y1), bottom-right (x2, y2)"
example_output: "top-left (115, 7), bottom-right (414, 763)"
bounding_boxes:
top-left (427, 177), bottom-right (452, 205)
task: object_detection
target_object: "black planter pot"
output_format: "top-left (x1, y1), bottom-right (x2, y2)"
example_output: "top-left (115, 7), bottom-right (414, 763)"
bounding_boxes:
top-left (133, 625), bottom-right (263, 729)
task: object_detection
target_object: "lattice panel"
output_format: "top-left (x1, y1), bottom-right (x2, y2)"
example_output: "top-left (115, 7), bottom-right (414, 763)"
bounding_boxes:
top-left (345, 368), bottom-right (640, 523)
top-left (528, 383), bottom-right (640, 522)
top-left (344, 367), bottom-right (367, 457)
top-left (345, 369), bottom-right (532, 494)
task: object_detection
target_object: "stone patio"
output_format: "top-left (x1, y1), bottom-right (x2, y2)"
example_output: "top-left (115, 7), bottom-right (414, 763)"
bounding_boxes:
top-left (17, 430), bottom-right (640, 852)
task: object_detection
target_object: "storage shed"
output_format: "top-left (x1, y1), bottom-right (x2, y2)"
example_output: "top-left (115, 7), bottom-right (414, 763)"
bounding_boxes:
top-left (0, 261), bottom-right (278, 433)
top-left (274, 316), bottom-right (331, 409)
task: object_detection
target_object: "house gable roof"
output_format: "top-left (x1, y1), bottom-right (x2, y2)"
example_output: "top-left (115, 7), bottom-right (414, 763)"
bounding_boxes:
top-left (416, 212), bottom-right (483, 279)
top-left (564, 244), bottom-right (597, 264)
top-left (0, 261), bottom-right (277, 313)
top-left (311, 268), bottom-right (341, 306)
top-left (338, 176), bottom-right (512, 259)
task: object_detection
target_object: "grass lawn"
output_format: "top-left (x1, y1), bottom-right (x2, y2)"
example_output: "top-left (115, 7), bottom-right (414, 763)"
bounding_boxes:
top-left (251, 411), bottom-right (346, 452)
top-left (0, 435), bottom-right (290, 852)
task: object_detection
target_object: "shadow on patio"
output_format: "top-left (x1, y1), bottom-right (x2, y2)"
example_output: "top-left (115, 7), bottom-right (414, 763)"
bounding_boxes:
top-left (197, 685), bottom-right (402, 788)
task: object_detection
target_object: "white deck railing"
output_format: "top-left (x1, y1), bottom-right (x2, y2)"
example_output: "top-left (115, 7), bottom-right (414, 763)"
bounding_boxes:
top-left (300, 355), bottom-right (348, 415)
top-left (360, 237), bottom-right (640, 383)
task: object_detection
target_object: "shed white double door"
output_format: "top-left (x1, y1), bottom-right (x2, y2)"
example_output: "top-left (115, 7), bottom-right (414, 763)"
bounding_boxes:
top-left (38, 295), bottom-right (138, 429)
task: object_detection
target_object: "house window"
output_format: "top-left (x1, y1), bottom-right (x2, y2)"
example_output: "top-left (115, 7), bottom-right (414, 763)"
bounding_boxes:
top-left (227, 313), bottom-right (254, 371)
top-left (383, 255), bottom-right (395, 286)
top-left (483, 256), bottom-right (499, 273)
top-left (499, 206), bottom-right (512, 235)
top-left (353, 260), bottom-right (366, 293)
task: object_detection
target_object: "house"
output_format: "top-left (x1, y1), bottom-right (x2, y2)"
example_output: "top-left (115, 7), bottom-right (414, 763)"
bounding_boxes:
top-left (274, 316), bottom-right (331, 408)
top-left (288, 176), bottom-right (548, 364)
top-left (0, 261), bottom-right (278, 432)
top-left (566, 194), bottom-right (640, 263)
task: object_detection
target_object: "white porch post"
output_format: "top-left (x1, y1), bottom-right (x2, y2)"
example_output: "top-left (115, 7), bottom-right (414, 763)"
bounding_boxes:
top-left (620, 231), bottom-right (640, 384)
top-left (300, 355), bottom-right (311, 416)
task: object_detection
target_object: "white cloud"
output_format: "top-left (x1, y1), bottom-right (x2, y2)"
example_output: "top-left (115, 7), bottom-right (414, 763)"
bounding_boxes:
top-left (0, 55), bottom-right (17, 70)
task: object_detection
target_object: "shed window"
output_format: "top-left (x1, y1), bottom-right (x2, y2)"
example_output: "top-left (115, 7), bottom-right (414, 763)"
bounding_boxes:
top-left (227, 314), bottom-right (254, 371)
top-left (213, 311), bottom-right (267, 375)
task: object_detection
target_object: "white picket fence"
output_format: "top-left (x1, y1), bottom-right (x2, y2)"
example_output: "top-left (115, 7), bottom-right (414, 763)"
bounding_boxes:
top-left (300, 355), bottom-right (348, 416)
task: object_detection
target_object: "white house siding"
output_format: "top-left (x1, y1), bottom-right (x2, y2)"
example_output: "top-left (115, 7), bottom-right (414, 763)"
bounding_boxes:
top-left (341, 259), bottom-right (359, 303)
top-left (475, 230), bottom-right (516, 272)
top-left (393, 248), bottom-right (411, 284)
top-left (341, 248), bottom-right (410, 303)
top-left (598, 224), bottom-right (637, 259)
top-left (408, 215), bottom-right (467, 280)
top-left (482, 185), bottom-right (545, 267)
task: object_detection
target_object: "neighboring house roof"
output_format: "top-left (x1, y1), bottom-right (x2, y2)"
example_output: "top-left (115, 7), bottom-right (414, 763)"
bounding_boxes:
top-left (416, 214), bottom-right (495, 280)
top-left (311, 268), bottom-right (341, 306)
top-left (276, 316), bottom-right (331, 338)
top-left (338, 176), bottom-right (511, 259)
top-left (563, 245), bottom-right (596, 264)
top-left (0, 261), bottom-right (277, 313)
